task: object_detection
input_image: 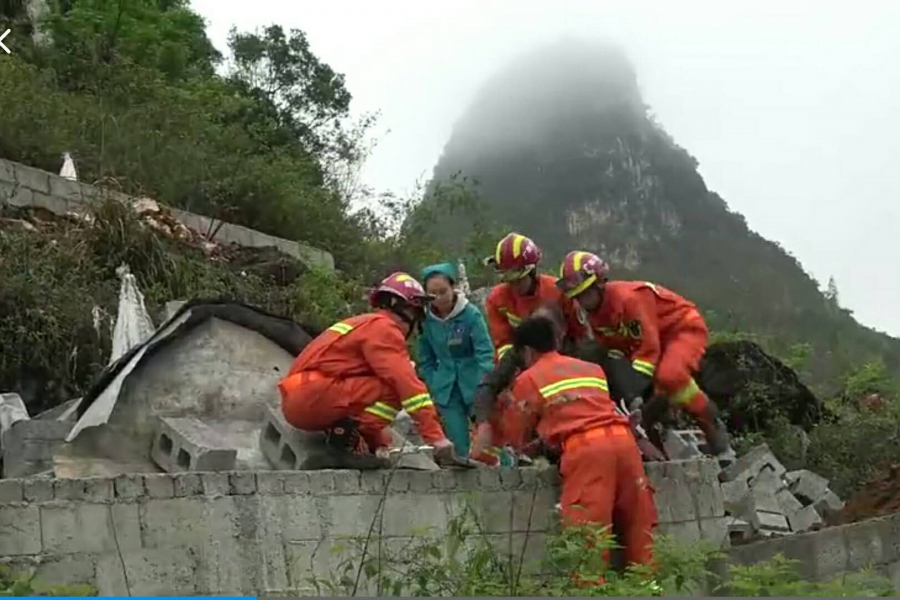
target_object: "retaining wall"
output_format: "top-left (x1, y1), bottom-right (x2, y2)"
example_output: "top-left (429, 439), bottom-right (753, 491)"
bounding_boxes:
top-left (0, 459), bottom-right (726, 595)
top-left (0, 158), bottom-right (334, 270)
top-left (729, 511), bottom-right (900, 590)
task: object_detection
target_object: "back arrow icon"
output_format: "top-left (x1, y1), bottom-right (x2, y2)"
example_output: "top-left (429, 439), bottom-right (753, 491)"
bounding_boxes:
top-left (0, 30), bottom-right (10, 54)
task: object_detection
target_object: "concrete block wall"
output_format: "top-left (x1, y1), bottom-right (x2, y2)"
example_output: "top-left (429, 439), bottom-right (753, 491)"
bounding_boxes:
top-left (0, 459), bottom-right (726, 595)
top-left (0, 158), bottom-right (334, 271)
top-left (729, 511), bottom-right (900, 590)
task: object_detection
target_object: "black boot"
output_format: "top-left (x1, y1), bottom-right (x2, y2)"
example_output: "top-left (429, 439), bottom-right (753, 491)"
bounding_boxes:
top-left (301, 419), bottom-right (388, 471)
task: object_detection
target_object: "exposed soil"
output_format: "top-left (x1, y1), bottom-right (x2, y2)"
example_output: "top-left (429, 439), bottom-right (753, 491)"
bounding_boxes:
top-left (829, 463), bottom-right (900, 525)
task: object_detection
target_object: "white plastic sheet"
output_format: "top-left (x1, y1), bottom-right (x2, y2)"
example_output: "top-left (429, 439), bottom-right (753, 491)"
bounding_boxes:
top-left (59, 152), bottom-right (77, 181)
top-left (110, 264), bottom-right (155, 364)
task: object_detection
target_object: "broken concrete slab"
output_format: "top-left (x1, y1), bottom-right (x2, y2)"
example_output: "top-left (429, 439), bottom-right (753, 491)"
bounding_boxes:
top-left (776, 488), bottom-right (804, 518)
top-left (757, 511), bottom-right (791, 534)
top-left (728, 518), bottom-right (755, 544)
top-left (814, 490), bottom-right (844, 516)
top-left (788, 504), bottom-right (823, 533)
top-left (722, 478), bottom-right (750, 513)
top-left (790, 469), bottom-right (831, 505)
top-left (35, 398), bottom-right (82, 423)
top-left (749, 465), bottom-right (786, 496)
top-left (150, 416), bottom-right (237, 473)
top-left (663, 429), bottom-right (704, 460)
top-left (721, 443), bottom-right (786, 485)
top-left (2, 419), bottom-right (72, 478)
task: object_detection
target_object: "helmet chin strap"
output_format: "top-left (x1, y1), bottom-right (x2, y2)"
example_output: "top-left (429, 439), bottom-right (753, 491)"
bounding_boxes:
top-left (390, 302), bottom-right (421, 338)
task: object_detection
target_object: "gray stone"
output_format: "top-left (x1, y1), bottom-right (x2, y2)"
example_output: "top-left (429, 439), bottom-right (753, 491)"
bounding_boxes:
top-left (307, 470), bottom-right (336, 495)
top-left (788, 504), bottom-right (823, 533)
top-left (150, 416), bottom-right (238, 473)
top-left (431, 469), bottom-right (457, 491)
top-left (387, 469), bottom-right (411, 492)
top-left (499, 467), bottom-right (523, 489)
top-left (409, 471), bottom-right (433, 493)
top-left (749, 465), bottom-right (786, 496)
top-left (0, 159), bottom-right (15, 182)
top-left (657, 520), bottom-right (702, 544)
top-left (791, 469), bottom-right (831, 504)
top-left (478, 467), bottom-right (503, 490)
top-left (41, 503), bottom-right (116, 553)
top-left (35, 555), bottom-right (96, 586)
top-left (6, 185), bottom-right (32, 208)
top-left (0, 505), bottom-right (41, 555)
top-left (383, 493), bottom-right (448, 536)
top-left (229, 471), bottom-right (257, 495)
top-left (97, 548), bottom-right (198, 596)
top-left (14, 164), bottom-right (51, 193)
top-left (49, 175), bottom-right (83, 202)
top-left (751, 491), bottom-right (782, 514)
top-left (114, 473), bottom-right (146, 499)
top-left (813, 490), bottom-right (844, 515)
top-left (663, 429), bottom-right (704, 460)
top-left (776, 489), bottom-right (804, 518)
top-left (332, 470), bottom-right (360, 494)
top-left (757, 511), bottom-right (790, 533)
top-left (0, 392), bottom-right (28, 433)
top-left (173, 472), bottom-right (203, 497)
top-left (0, 479), bottom-right (23, 503)
top-left (722, 478), bottom-right (750, 512)
top-left (1, 419), bottom-right (70, 478)
top-left (728, 517), bottom-right (755, 543)
top-left (23, 478), bottom-right (54, 502)
top-left (256, 471), bottom-right (286, 495)
top-left (282, 471), bottom-right (311, 494)
top-left (721, 443), bottom-right (786, 484)
top-left (201, 472), bottom-right (230, 496)
top-left (145, 474), bottom-right (175, 498)
top-left (360, 470), bottom-right (387, 493)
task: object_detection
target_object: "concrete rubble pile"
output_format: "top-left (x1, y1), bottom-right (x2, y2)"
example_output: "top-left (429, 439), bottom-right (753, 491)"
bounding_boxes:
top-left (720, 443), bottom-right (844, 543)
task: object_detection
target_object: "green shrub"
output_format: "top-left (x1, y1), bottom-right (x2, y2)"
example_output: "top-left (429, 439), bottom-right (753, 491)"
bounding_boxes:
top-left (0, 565), bottom-right (95, 596)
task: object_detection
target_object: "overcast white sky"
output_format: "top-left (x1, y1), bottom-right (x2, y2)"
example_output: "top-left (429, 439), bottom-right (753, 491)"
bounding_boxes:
top-left (192, 0), bottom-right (900, 337)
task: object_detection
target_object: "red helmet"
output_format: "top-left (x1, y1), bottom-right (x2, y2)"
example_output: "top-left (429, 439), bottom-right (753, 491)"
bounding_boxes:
top-left (557, 251), bottom-right (609, 299)
top-left (369, 272), bottom-right (430, 308)
top-left (483, 233), bottom-right (542, 282)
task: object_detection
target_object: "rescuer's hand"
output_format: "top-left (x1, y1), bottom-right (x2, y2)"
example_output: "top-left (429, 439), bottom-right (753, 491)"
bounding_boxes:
top-left (471, 422), bottom-right (494, 458)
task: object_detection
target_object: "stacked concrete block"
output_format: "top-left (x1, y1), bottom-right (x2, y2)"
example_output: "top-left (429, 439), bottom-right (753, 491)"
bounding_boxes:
top-left (720, 445), bottom-right (838, 543)
top-left (259, 405), bottom-right (326, 470)
top-left (662, 429), bottom-right (706, 460)
top-left (645, 459), bottom-right (728, 548)
top-left (150, 416), bottom-right (237, 473)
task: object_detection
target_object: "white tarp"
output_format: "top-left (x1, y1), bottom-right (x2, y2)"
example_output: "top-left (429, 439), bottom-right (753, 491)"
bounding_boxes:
top-left (110, 264), bottom-right (155, 364)
top-left (59, 152), bottom-right (77, 181)
top-left (0, 393), bottom-right (29, 445)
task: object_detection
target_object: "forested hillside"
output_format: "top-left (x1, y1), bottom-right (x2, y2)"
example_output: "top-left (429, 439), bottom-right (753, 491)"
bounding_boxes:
top-left (423, 40), bottom-right (900, 390)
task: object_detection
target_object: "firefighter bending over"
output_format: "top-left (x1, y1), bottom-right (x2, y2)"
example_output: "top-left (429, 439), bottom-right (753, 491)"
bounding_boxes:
top-left (499, 314), bottom-right (658, 566)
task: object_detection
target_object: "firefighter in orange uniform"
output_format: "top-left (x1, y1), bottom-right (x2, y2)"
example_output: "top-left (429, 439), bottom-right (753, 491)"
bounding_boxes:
top-left (278, 272), bottom-right (458, 467)
top-left (472, 233), bottom-right (586, 456)
top-left (555, 251), bottom-right (731, 455)
top-left (500, 315), bottom-right (657, 567)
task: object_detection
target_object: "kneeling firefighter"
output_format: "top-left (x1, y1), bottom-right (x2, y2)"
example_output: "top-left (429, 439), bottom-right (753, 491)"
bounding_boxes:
top-left (555, 251), bottom-right (732, 456)
top-left (278, 272), bottom-right (461, 468)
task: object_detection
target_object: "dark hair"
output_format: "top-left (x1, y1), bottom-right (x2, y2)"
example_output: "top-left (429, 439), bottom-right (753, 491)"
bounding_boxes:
top-left (512, 315), bottom-right (558, 353)
top-left (531, 303), bottom-right (565, 331)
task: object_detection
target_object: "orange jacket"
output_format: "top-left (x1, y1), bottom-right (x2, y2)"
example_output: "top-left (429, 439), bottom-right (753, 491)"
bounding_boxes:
top-left (485, 274), bottom-right (585, 360)
top-left (287, 310), bottom-right (446, 443)
top-left (585, 281), bottom-right (707, 381)
top-left (500, 351), bottom-right (630, 451)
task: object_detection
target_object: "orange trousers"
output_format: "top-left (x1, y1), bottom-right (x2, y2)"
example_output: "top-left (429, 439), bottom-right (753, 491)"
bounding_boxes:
top-left (559, 425), bottom-right (658, 567)
top-left (656, 323), bottom-right (711, 418)
top-left (280, 372), bottom-right (396, 451)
